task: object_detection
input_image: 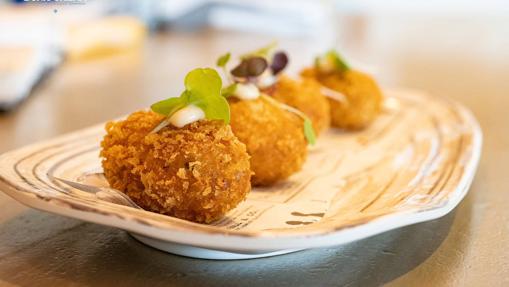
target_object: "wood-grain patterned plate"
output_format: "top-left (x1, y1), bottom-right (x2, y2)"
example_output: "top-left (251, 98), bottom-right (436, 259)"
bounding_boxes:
top-left (0, 89), bottom-right (482, 259)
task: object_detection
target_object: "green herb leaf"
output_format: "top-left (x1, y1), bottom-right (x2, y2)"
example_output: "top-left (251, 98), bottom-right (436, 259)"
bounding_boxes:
top-left (328, 50), bottom-right (350, 71)
top-left (195, 94), bottom-right (230, 124)
top-left (185, 68), bottom-right (230, 123)
top-left (221, 83), bottom-right (237, 97)
top-left (150, 68), bottom-right (230, 127)
top-left (240, 41), bottom-right (277, 59)
top-left (303, 118), bottom-right (316, 145)
top-left (151, 96), bottom-right (186, 116)
top-left (216, 52), bottom-right (231, 68)
top-left (185, 68), bottom-right (223, 101)
top-left (316, 50), bottom-right (350, 73)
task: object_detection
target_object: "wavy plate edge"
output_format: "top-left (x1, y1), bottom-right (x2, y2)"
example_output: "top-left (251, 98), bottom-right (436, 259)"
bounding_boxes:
top-left (0, 90), bottom-right (482, 252)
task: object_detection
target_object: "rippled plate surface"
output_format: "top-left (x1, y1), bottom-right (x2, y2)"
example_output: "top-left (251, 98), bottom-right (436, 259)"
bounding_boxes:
top-left (0, 89), bottom-right (482, 253)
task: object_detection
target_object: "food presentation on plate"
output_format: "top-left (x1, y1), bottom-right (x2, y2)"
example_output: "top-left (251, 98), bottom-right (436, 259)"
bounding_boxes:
top-left (98, 45), bottom-right (387, 223)
top-left (214, 44), bottom-right (316, 186)
top-left (0, 45), bottom-right (481, 260)
top-left (101, 68), bottom-right (251, 223)
top-left (301, 50), bottom-right (384, 130)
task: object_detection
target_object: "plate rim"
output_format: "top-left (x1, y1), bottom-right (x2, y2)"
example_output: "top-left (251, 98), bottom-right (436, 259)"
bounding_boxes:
top-left (0, 90), bottom-right (483, 251)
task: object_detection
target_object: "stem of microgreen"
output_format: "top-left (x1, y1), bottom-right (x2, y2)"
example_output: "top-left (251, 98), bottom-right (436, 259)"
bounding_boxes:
top-left (150, 117), bottom-right (171, 134)
top-left (261, 94), bottom-right (316, 145)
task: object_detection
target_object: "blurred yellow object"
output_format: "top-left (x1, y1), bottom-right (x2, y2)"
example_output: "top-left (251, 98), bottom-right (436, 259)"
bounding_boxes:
top-left (0, 47), bottom-right (32, 72)
top-left (66, 16), bottom-right (146, 61)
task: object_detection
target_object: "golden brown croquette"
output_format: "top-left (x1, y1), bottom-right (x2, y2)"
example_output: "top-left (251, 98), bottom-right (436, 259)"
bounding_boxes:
top-left (301, 68), bottom-right (383, 130)
top-left (228, 96), bottom-right (307, 186)
top-left (265, 75), bottom-right (330, 135)
top-left (100, 110), bottom-right (251, 223)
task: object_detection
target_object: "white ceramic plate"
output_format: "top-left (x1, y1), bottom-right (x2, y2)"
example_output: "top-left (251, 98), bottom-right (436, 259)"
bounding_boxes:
top-left (0, 89), bottom-right (482, 260)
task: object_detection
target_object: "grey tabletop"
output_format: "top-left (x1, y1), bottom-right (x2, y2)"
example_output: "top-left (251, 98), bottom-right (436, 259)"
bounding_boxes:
top-left (0, 14), bottom-right (508, 287)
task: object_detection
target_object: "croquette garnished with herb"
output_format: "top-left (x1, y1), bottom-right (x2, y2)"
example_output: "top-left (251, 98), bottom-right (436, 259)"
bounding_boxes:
top-left (216, 45), bottom-right (313, 186)
top-left (101, 68), bottom-right (252, 223)
top-left (228, 96), bottom-right (307, 186)
top-left (264, 75), bottom-right (330, 135)
top-left (301, 50), bottom-right (383, 130)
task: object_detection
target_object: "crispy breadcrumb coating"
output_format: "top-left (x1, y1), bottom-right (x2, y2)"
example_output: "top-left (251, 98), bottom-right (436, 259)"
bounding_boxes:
top-left (228, 97), bottom-right (307, 186)
top-left (301, 68), bottom-right (383, 130)
top-left (100, 110), bottom-right (251, 223)
top-left (265, 75), bottom-right (330, 135)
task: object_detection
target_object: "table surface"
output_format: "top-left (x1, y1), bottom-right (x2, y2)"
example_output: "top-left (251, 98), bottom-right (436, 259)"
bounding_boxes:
top-left (0, 12), bottom-right (508, 287)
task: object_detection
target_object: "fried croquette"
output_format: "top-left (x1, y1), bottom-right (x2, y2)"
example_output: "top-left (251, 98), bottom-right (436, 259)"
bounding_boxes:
top-left (100, 110), bottom-right (251, 223)
top-left (228, 97), bottom-right (307, 186)
top-left (301, 68), bottom-right (383, 130)
top-left (265, 75), bottom-right (330, 135)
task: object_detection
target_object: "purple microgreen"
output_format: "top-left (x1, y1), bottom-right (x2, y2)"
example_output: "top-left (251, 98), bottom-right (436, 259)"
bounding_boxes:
top-left (246, 57), bottom-right (268, 76)
top-left (246, 76), bottom-right (259, 84)
top-left (315, 50), bottom-right (350, 73)
top-left (270, 51), bottom-right (289, 75)
top-left (230, 60), bottom-right (249, 77)
top-left (231, 57), bottom-right (268, 78)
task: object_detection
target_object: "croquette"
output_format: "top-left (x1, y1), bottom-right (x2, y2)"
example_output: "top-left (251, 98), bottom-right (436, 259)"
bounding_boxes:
top-left (228, 96), bottom-right (307, 186)
top-left (264, 75), bottom-right (330, 135)
top-left (100, 110), bottom-right (252, 223)
top-left (301, 68), bottom-right (383, 130)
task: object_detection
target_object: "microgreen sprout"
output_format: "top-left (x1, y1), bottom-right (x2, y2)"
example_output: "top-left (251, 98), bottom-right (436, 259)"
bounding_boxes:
top-left (221, 83), bottom-right (238, 98)
top-left (216, 52), bottom-right (234, 83)
top-left (315, 50), bottom-right (350, 73)
top-left (150, 68), bottom-right (229, 133)
top-left (217, 43), bottom-right (289, 94)
top-left (231, 57), bottom-right (268, 78)
top-left (216, 52), bottom-right (238, 97)
top-left (270, 51), bottom-right (289, 75)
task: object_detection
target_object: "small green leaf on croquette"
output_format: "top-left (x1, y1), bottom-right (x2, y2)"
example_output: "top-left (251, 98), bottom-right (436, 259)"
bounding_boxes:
top-left (303, 118), bottom-right (317, 145)
top-left (216, 52), bottom-right (231, 68)
top-left (221, 83), bottom-right (237, 97)
top-left (316, 50), bottom-right (350, 73)
top-left (150, 68), bottom-right (230, 129)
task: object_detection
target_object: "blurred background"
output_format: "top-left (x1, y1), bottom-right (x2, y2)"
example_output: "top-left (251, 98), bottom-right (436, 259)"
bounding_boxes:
top-left (1, 1), bottom-right (509, 286)
top-left (0, 0), bottom-right (508, 153)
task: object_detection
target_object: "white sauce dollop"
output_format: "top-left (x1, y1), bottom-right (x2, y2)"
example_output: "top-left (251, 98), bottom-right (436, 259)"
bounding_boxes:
top-left (257, 69), bottom-right (277, 88)
top-left (233, 83), bottom-right (260, 100)
top-left (169, 104), bottom-right (205, 128)
top-left (320, 86), bottom-right (347, 103)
